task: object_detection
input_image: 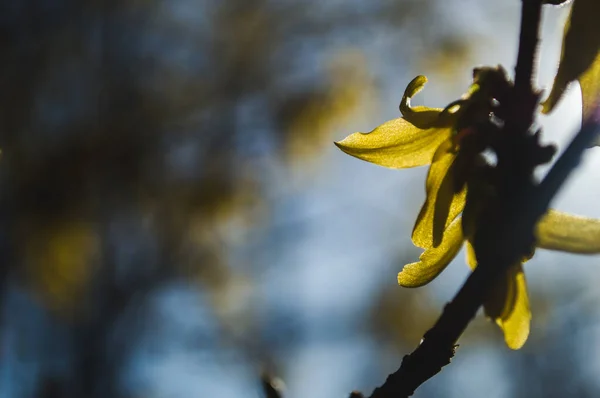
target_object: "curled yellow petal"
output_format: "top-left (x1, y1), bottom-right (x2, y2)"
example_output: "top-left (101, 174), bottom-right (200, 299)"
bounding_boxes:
top-left (542, 0), bottom-right (600, 115)
top-left (483, 263), bottom-right (531, 350)
top-left (335, 75), bottom-right (460, 168)
top-left (400, 75), bottom-right (445, 129)
top-left (334, 120), bottom-right (452, 169)
top-left (398, 216), bottom-right (463, 288)
top-left (412, 140), bottom-right (466, 248)
top-left (536, 209), bottom-right (600, 253)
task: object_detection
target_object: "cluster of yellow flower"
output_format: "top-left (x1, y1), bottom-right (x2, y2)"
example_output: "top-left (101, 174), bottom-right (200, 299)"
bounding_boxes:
top-left (335, 0), bottom-right (600, 350)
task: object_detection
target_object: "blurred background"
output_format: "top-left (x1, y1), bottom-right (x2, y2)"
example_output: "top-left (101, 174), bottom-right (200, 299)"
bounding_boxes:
top-left (1, 1), bottom-right (599, 397)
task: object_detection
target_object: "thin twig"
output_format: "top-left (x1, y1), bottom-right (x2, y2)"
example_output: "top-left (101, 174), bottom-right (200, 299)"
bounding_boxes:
top-left (514, 0), bottom-right (544, 95)
top-left (536, 119), bottom-right (600, 211)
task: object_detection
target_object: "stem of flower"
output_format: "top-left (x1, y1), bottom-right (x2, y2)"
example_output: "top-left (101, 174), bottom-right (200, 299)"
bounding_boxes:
top-left (514, 0), bottom-right (544, 95)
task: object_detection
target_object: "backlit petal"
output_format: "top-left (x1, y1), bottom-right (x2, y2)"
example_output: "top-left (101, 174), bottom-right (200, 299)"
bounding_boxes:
top-left (335, 75), bottom-right (460, 169)
top-left (412, 140), bottom-right (467, 248)
top-left (579, 53), bottom-right (600, 124)
top-left (400, 75), bottom-right (445, 129)
top-left (468, 242), bottom-right (531, 350)
top-left (536, 209), bottom-right (600, 253)
top-left (465, 239), bottom-right (477, 269)
top-left (334, 121), bottom-right (452, 169)
top-left (483, 263), bottom-right (531, 350)
top-left (398, 216), bottom-right (463, 287)
top-left (542, 0), bottom-right (600, 115)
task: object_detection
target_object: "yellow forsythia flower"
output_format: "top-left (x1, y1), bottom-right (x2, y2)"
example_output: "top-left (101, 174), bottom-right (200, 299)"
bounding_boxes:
top-left (336, 73), bottom-right (600, 349)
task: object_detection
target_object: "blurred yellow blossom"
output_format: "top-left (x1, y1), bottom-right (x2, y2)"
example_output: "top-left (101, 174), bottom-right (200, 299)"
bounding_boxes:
top-left (23, 221), bottom-right (98, 317)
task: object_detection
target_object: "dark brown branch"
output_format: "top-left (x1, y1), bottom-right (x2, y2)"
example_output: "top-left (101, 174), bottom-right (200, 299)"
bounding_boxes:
top-left (368, 259), bottom-right (500, 397)
top-left (514, 0), bottom-right (544, 95)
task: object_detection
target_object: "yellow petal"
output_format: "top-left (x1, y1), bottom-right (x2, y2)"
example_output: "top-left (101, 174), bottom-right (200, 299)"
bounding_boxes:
top-left (398, 216), bottom-right (463, 287)
top-left (412, 139), bottom-right (467, 248)
top-left (334, 120), bottom-right (452, 169)
top-left (536, 209), bottom-right (600, 253)
top-left (483, 263), bottom-right (531, 350)
top-left (400, 75), bottom-right (445, 129)
top-left (465, 239), bottom-right (477, 269)
top-left (467, 241), bottom-right (530, 349)
top-left (542, 0), bottom-right (600, 115)
top-left (579, 52), bottom-right (600, 123)
top-left (335, 75), bottom-right (459, 168)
